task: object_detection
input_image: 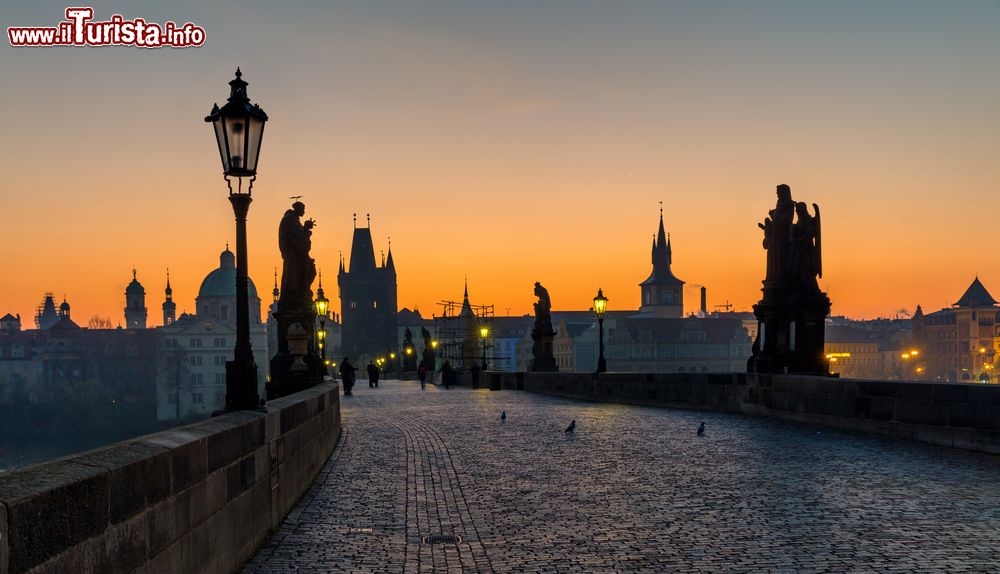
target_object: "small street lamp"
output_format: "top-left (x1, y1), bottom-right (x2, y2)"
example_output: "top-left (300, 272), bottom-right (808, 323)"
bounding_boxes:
top-left (593, 288), bottom-right (608, 374)
top-left (479, 325), bottom-right (489, 370)
top-left (205, 68), bottom-right (268, 411)
top-left (314, 272), bottom-right (329, 373)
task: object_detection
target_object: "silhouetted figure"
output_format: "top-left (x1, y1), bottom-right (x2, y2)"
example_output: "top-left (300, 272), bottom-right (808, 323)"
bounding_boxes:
top-left (565, 420), bottom-right (576, 433)
top-left (530, 282), bottom-right (558, 372)
top-left (470, 362), bottom-right (481, 389)
top-left (790, 201), bottom-right (822, 292)
top-left (697, 422), bottom-right (705, 436)
top-left (339, 358), bottom-right (356, 396)
top-left (501, 410), bottom-right (507, 421)
top-left (417, 362), bottom-right (428, 389)
top-left (367, 361), bottom-right (379, 388)
top-left (442, 360), bottom-right (454, 389)
top-left (278, 201), bottom-right (317, 312)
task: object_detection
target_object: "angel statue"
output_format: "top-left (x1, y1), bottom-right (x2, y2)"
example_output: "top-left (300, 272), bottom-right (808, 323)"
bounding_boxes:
top-left (790, 202), bottom-right (822, 293)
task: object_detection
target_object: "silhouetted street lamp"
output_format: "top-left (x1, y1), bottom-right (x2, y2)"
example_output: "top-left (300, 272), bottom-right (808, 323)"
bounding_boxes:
top-left (314, 276), bottom-right (329, 371)
top-left (479, 325), bottom-right (489, 370)
top-left (206, 68), bottom-right (268, 410)
top-left (593, 288), bottom-right (608, 373)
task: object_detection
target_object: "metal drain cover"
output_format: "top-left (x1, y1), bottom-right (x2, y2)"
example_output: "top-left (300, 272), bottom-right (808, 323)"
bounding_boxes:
top-left (348, 527), bottom-right (374, 534)
top-left (421, 534), bottom-right (463, 544)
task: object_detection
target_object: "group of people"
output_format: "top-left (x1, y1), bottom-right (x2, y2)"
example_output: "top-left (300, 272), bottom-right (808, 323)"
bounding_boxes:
top-left (336, 357), bottom-right (382, 396)
top-left (338, 356), bottom-right (485, 395)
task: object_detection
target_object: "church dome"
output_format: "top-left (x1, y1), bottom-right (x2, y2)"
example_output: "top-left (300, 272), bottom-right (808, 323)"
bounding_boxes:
top-left (59, 299), bottom-right (70, 313)
top-left (125, 270), bottom-right (145, 295)
top-left (198, 248), bottom-right (260, 300)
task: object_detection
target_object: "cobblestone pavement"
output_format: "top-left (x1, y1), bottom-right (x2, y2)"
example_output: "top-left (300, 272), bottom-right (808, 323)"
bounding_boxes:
top-left (242, 381), bottom-right (1000, 573)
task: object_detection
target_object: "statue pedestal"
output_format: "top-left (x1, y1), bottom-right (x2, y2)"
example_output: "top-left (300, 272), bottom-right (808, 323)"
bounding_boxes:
top-left (268, 308), bottom-right (324, 399)
top-left (751, 283), bottom-right (831, 375)
top-left (530, 328), bottom-right (559, 372)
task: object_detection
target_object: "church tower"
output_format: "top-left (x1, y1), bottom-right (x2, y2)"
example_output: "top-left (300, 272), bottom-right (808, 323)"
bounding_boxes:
top-left (338, 214), bottom-right (398, 361)
top-left (162, 269), bottom-right (177, 326)
top-left (639, 206), bottom-right (685, 318)
top-left (125, 269), bottom-right (148, 329)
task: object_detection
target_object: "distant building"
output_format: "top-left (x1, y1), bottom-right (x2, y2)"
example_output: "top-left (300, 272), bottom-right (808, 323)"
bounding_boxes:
top-left (338, 219), bottom-right (398, 363)
top-left (824, 321), bottom-right (912, 380)
top-left (639, 209), bottom-right (684, 318)
top-left (124, 270), bottom-right (147, 329)
top-left (34, 293), bottom-right (59, 329)
top-left (162, 270), bottom-right (176, 326)
top-left (154, 248), bottom-right (268, 420)
top-left (912, 277), bottom-right (999, 382)
top-left (607, 317), bottom-right (751, 373)
top-left (1, 313), bottom-right (21, 333)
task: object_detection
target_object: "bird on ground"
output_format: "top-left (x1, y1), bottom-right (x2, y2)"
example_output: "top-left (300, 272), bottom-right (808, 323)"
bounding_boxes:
top-left (565, 420), bottom-right (576, 433)
top-left (501, 411), bottom-right (506, 421)
top-left (697, 422), bottom-right (705, 436)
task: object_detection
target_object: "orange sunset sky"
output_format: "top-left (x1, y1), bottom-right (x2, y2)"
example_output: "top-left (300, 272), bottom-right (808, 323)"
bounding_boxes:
top-left (2, 1), bottom-right (999, 325)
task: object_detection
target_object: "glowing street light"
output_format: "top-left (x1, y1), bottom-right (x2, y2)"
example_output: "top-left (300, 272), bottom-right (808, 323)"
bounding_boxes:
top-left (593, 288), bottom-right (608, 373)
top-left (479, 325), bottom-right (489, 370)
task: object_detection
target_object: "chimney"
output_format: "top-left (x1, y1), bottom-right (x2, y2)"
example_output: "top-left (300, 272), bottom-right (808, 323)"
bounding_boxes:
top-left (700, 286), bottom-right (707, 315)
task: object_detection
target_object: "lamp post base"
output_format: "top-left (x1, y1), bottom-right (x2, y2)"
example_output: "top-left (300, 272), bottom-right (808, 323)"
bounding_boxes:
top-left (225, 356), bottom-right (262, 410)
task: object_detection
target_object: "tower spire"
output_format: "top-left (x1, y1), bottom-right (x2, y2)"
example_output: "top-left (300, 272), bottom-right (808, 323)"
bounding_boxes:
top-left (272, 267), bottom-right (280, 302)
top-left (165, 268), bottom-right (172, 299)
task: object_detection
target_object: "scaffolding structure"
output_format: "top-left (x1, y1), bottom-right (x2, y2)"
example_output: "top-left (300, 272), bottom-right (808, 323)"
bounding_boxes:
top-left (433, 300), bottom-right (496, 369)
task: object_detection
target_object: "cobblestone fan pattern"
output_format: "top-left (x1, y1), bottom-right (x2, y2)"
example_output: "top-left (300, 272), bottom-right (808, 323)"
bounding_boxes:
top-left (242, 382), bottom-right (1000, 573)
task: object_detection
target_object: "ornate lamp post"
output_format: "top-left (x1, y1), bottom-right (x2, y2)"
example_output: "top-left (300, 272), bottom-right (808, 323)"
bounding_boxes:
top-left (593, 288), bottom-right (608, 373)
top-left (479, 325), bottom-right (489, 370)
top-left (314, 274), bottom-right (329, 372)
top-left (205, 68), bottom-right (268, 410)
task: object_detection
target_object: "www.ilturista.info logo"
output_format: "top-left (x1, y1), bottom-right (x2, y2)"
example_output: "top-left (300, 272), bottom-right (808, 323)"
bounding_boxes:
top-left (8, 7), bottom-right (205, 48)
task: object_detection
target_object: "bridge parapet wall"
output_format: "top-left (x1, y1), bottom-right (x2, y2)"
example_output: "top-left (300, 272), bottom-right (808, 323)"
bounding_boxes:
top-left (484, 371), bottom-right (1000, 455)
top-left (0, 382), bottom-right (341, 574)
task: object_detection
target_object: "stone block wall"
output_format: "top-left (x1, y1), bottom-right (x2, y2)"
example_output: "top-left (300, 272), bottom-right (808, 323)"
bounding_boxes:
top-left (0, 382), bottom-right (341, 574)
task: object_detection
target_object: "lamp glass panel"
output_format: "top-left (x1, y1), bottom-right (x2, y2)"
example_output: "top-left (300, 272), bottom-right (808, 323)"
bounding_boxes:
top-left (213, 118), bottom-right (229, 173)
top-left (245, 116), bottom-right (264, 173)
top-left (224, 115), bottom-right (247, 173)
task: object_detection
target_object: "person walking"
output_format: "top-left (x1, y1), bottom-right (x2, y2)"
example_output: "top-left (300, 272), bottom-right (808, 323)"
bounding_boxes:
top-left (339, 358), bottom-right (356, 396)
top-left (442, 360), bottom-right (454, 389)
top-left (367, 360), bottom-right (378, 388)
top-left (417, 361), bottom-right (428, 390)
top-left (470, 362), bottom-right (481, 389)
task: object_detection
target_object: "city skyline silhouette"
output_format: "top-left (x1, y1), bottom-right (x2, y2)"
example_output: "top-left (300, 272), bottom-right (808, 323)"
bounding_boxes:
top-left (2, 1), bottom-right (998, 321)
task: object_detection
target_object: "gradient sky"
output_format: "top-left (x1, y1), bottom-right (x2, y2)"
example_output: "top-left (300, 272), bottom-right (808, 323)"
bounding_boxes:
top-left (2, 1), bottom-right (999, 325)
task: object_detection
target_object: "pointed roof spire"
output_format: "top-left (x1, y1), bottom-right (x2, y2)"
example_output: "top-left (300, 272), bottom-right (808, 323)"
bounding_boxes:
top-left (367, 213), bottom-right (371, 228)
top-left (165, 268), bottom-right (173, 298)
top-left (460, 277), bottom-right (473, 317)
top-left (338, 251), bottom-right (345, 274)
top-left (353, 213), bottom-right (357, 229)
top-left (385, 237), bottom-right (395, 273)
top-left (955, 276), bottom-right (998, 307)
top-left (641, 204), bottom-right (683, 287)
top-left (272, 267), bottom-right (280, 301)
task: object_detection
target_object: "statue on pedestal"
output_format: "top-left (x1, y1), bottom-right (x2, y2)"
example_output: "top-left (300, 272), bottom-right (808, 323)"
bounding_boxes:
top-left (530, 281), bottom-right (558, 372)
top-left (749, 185), bottom-right (831, 375)
top-left (269, 201), bottom-right (324, 398)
